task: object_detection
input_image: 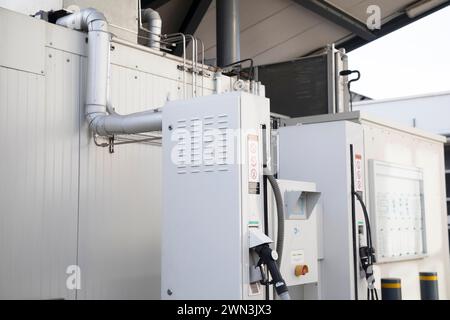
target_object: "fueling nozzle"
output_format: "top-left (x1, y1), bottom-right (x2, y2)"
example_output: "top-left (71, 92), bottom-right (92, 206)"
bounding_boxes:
top-left (254, 244), bottom-right (291, 300)
top-left (249, 228), bottom-right (290, 300)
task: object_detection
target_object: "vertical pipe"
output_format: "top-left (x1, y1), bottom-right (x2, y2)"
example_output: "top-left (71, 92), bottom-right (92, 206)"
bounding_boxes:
top-left (200, 39), bottom-right (205, 96)
top-left (327, 44), bottom-right (337, 114)
top-left (216, 0), bottom-right (241, 67)
top-left (420, 272), bottom-right (439, 300)
top-left (140, 8), bottom-right (162, 50)
top-left (381, 278), bottom-right (402, 300)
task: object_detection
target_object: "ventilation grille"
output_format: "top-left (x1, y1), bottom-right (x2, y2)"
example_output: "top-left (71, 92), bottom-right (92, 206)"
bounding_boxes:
top-left (174, 114), bottom-right (230, 174)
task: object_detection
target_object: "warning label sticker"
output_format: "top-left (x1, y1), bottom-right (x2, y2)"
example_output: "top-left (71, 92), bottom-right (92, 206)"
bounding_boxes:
top-left (291, 250), bottom-right (305, 265)
top-left (248, 135), bottom-right (260, 194)
top-left (354, 154), bottom-right (363, 192)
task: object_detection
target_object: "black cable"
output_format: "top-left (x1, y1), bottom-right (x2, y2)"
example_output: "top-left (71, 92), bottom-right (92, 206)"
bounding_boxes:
top-left (223, 58), bottom-right (255, 81)
top-left (354, 191), bottom-right (373, 250)
top-left (353, 190), bottom-right (379, 300)
top-left (262, 175), bottom-right (269, 300)
top-left (349, 146), bottom-right (378, 301)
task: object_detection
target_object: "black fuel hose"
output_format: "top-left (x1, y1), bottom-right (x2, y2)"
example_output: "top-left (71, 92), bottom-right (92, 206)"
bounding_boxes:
top-left (266, 174), bottom-right (284, 267)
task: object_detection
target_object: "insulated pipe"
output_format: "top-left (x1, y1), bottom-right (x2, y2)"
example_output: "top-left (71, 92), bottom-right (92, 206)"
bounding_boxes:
top-left (216, 0), bottom-right (241, 67)
top-left (57, 8), bottom-right (162, 136)
top-left (266, 174), bottom-right (285, 268)
top-left (88, 110), bottom-right (163, 136)
top-left (141, 8), bottom-right (162, 50)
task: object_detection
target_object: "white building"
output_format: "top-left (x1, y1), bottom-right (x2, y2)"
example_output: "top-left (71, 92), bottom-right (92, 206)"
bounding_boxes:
top-left (354, 91), bottom-right (450, 136)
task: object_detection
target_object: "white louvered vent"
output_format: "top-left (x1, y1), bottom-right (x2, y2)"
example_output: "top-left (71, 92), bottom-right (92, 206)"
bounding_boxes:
top-left (216, 114), bottom-right (229, 171)
top-left (174, 114), bottom-right (230, 174)
top-left (175, 119), bottom-right (188, 174)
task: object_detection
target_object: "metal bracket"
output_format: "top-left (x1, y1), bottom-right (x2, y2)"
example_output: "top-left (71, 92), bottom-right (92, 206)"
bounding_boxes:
top-left (109, 136), bottom-right (115, 154)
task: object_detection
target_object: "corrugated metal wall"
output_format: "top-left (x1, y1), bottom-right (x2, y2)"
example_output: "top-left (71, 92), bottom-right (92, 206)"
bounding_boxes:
top-left (0, 8), bottom-right (218, 299)
top-left (76, 59), bottom-right (167, 300)
top-left (0, 59), bottom-right (79, 299)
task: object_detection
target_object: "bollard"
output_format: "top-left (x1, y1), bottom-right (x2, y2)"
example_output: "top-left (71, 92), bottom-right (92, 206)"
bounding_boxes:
top-left (381, 278), bottom-right (402, 300)
top-left (420, 272), bottom-right (439, 300)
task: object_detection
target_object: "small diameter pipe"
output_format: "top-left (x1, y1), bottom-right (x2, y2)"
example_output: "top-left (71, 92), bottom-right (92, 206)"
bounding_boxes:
top-left (163, 33), bottom-right (187, 99)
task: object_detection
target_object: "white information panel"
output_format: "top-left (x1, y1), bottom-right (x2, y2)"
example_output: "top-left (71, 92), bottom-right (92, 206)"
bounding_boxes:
top-left (369, 160), bottom-right (427, 263)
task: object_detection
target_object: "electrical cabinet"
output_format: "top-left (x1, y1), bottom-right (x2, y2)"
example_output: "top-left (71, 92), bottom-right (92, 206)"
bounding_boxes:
top-left (278, 120), bottom-right (366, 300)
top-left (279, 111), bottom-right (450, 300)
top-left (161, 92), bottom-right (270, 300)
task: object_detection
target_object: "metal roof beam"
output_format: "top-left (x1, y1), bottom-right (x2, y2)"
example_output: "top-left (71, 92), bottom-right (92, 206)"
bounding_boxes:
top-left (338, 1), bottom-right (450, 52)
top-left (292, 0), bottom-right (376, 41)
top-left (179, 0), bottom-right (212, 35)
top-left (174, 0), bottom-right (212, 56)
top-left (141, 0), bottom-right (171, 9)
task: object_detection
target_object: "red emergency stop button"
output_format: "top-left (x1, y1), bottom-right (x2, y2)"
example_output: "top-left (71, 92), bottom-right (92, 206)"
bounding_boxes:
top-left (295, 265), bottom-right (309, 277)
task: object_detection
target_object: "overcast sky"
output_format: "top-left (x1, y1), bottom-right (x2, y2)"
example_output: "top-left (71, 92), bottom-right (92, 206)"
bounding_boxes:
top-left (349, 6), bottom-right (450, 100)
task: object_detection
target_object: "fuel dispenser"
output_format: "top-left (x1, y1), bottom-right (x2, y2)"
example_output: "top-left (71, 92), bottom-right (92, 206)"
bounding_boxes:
top-left (161, 92), bottom-right (321, 300)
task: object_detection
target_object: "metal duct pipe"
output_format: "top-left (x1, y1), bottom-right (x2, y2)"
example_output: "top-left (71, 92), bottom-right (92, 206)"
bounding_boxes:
top-left (216, 0), bottom-right (241, 67)
top-left (141, 8), bottom-right (162, 50)
top-left (57, 8), bottom-right (162, 136)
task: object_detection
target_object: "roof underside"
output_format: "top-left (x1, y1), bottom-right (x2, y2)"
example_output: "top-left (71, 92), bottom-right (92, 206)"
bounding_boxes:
top-left (142, 0), bottom-right (450, 66)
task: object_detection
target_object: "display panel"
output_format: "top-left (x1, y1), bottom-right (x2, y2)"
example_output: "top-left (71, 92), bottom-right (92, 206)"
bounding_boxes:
top-left (369, 160), bottom-right (427, 263)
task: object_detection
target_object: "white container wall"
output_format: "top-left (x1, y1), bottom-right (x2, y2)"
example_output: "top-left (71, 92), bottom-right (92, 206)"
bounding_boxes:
top-left (0, 7), bottom-right (222, 299)
top-left (0, 59), bottom-right (79, 300)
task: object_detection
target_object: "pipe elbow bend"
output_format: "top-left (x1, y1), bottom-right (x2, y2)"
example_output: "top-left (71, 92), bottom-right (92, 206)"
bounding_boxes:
top-left (56, 8), bottom-right (108, 32)
top-left (141, 8), bottom-right (162, 24)
top-left (83, 8), bottom-right (108, 32)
